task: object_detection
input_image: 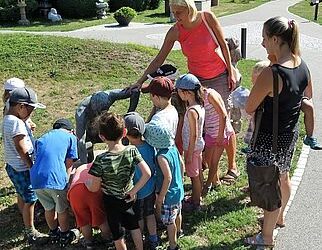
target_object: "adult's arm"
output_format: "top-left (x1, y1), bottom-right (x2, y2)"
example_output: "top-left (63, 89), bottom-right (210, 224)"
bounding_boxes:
top-left (135, 26), bottom-right (178, 86)
top-left (304, 77), bottom-right (313, 99)
top-left (204, 11), bottom-right (236, 89)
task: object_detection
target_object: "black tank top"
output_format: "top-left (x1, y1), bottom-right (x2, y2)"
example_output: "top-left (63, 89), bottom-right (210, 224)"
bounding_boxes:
top-left (259, 60), bottom-right (309, 134)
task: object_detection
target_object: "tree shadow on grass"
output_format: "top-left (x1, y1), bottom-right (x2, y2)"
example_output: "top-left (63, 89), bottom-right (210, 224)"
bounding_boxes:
top-left (181, 192), bottom-right (249, 237)
top-left (0, 185), bottom-right (15, 197)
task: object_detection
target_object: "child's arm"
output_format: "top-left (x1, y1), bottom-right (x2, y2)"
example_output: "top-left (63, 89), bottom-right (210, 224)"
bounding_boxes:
top-left (13, 135), bottom-right (32, 168)
top-left (156, 155), bottom-right (172, 213)
top-left (179, 153), bottom-right (185, 184)
top-left (208, 91), bottom-right (227, 144)
top-left (185, 108), bottom-right (198, 164)
top-left (126, 160), bottom-right (151, 202)
top-left (85, 175), bottom-right (102, 192)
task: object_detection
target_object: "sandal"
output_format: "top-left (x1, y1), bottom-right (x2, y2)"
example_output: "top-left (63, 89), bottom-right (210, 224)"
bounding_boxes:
top-left (244, 232), bottom-right (274, 248)
top-left (221, 170), bottom-right (240, 183)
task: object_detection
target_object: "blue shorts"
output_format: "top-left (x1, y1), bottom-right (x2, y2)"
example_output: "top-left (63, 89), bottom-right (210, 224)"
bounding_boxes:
top-left (5, 164), bottom-right (37, 204)
top-left (160, 202), bottom-right (181, 226)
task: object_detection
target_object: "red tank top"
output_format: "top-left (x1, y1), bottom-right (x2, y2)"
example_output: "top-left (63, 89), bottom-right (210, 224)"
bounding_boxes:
top-left (177, 18), bottom-right (226, 79)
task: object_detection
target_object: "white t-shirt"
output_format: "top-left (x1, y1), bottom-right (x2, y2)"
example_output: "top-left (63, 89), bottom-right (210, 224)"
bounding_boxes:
top-left (150, 105), bottom-right (178, 141)
top-left (3, 115), bottom-right (34, 171)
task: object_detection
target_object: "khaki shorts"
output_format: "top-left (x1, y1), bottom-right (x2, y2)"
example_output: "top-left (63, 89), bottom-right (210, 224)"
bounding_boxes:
top-left (36, 188), bottom-right (69, 213)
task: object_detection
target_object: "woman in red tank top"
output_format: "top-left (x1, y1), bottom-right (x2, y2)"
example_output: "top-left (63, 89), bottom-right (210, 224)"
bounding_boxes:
top-left (133, 0), bottom-right (239, 189)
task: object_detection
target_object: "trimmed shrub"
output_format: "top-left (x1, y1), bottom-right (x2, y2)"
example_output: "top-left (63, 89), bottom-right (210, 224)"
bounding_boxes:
top-left (55, 0), bottom-right (97, 18)
top-left (113, 6), bottom-right (136, 26)
top-left (0, 0), bottom-right (37, 22)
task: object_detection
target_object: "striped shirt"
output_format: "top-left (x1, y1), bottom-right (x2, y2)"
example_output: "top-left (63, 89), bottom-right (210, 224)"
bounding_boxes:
top-left (89, 145), bottom-right (143, 199)
top-left (204, 88), bottom-right (234, 138)
top-left (3, 115), bottom-right (34, 171)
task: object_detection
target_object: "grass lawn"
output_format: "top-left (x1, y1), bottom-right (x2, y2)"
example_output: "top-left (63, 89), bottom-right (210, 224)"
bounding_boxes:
top-left (289, 0), bottom-right (322, 25)
top-left (0, 0), bottom-right (270, 32)
top-left (0, 34), bottom-right (305, 249)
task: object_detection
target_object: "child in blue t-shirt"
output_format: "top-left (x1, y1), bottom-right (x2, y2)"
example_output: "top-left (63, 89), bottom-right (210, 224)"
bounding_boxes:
top-left (124, 112), bottom-right (159, 249)
top-left (30, 118), bottom-right (78, 247)
top-left (144, 120), bottom-right (184, 250)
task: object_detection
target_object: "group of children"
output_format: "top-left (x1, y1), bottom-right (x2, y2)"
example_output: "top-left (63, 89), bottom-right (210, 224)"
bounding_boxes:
top-left (2, 55), bottom-right (321, 250)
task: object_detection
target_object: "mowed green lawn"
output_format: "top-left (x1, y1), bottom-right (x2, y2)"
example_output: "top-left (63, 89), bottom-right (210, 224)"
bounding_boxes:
top-left (289, 0), bottom-right (322, 25)
top-left (0, 0), bottom-right (270, 32)
top-left (0, 34), bottom-right (305, 249)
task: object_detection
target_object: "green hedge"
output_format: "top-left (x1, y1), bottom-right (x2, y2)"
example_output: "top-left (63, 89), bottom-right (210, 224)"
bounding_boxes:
top-left (55, 0), bottom-right (98, 18)
top-left (0, 0), bottom-right (38, 22)
top-left (108, 0), bottom-right (161, 12)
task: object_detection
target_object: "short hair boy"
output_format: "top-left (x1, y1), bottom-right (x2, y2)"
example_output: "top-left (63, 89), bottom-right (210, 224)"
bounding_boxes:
top-left (30, 118), bottom-right (78, 247)
top-left (87, 112), bottom-right (151, 250)
top-left (3, 87), bottom-right (46, 244)
top-left (141, 76), bottom-right (178, 144)
top-left (144, 120), bottom-right (184, 250)
top-left (124, 112), bottom-right (159, 249)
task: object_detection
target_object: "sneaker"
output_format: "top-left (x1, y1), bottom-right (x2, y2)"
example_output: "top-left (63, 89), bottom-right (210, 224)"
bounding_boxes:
top-left (167, 245), bottom-right (180, 250)
top-left (25, 228), bottom-right (49, 245)
top-left (149, 239), bottom-right (160, 250)
top-left (48, 227), bottom-right (61, 244)
top-left (177, 229), bottom-right (184, 239)
top-left (303, 136), bottom-right (322, 150)
top-left (59, 229), bottom-right (80, 248)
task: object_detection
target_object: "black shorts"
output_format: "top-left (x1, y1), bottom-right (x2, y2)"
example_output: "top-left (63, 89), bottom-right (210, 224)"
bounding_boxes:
top-left (133, 192), bottom-right (156, 221)
top-left (103, 194), bottom-right (139, 241)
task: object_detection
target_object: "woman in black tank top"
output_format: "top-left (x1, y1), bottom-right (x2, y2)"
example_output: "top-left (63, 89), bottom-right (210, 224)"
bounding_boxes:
top-left (244, 17), bottom-right (313, 247)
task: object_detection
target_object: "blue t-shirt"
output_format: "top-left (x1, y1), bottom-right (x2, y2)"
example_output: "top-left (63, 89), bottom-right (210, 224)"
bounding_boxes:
top-left (134, 142), bottom-right (157, 199)
top-left (156, 146), bottom-right (184, 205)
top-left (30, 129), bottom-right (78, 190)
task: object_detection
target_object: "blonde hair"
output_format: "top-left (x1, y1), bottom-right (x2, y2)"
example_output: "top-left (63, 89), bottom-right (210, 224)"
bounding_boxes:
top-left (169, 0), bottom-right (198, 22)
top-left (253, 60), bottom-right (270, 75)
top-left (264, 16), bottom-right (300, 57)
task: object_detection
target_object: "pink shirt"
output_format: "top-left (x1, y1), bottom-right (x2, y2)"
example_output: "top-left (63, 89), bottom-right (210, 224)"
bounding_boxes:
top-left (177, 18), bottom-right (226, 79)
top-left (68, 163), bottom-right (93, 193)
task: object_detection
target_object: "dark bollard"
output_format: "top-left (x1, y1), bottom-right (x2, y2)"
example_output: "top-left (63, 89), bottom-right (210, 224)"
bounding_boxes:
top-left (314, 2), bottom-right (319, 21)
top-left (165, 0), bottom-right (170, 16)
top-left (241, 27), bottom-right (247, 59)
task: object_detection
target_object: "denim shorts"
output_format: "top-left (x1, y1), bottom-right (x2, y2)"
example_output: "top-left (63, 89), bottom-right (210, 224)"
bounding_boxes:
top-left (5, 164), bottom-right (37, 204)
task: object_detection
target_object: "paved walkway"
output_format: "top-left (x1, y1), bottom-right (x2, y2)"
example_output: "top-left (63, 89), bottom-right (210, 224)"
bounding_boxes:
top-left (2, 0), bottom-right (321, 248)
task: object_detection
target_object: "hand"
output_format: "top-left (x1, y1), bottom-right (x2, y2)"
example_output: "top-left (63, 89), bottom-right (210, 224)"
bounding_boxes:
top-left (267, 54), bottom-right (277, 64)
top-left (125, 190), bottom-right (137, 203)
top-left (28, 120), bottom-right (36, 132)
top-left (228, 73), bottom-right (237, 91)
top-left (155, 195), bottom-right (165, 219)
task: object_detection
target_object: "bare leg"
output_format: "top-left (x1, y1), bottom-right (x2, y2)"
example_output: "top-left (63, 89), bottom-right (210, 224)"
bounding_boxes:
top-left (225, 132), bottom-right (238, 172)
top-left (98, 220), bottom-right (112, 239)
top-left (130, 228), bottom-right (143, 250)
top-left (44, 209), bottom-right (58, 230)
top-left (57, 209), bottom-right (70, 232)
top-left (210, 146), bottom-right (225, 185)
top-left (23, 202), bottom-right (35, 228)
top-left (81, 225), bottom-right (93, 242)
top-left (191, 175), bottom-right (202, 205)
top-left (114, 238), bottom-right (127, 250)
top-left (146, 215), bottom-right (157, 236)
top-left (17, 195), bottom-right (24, 214)
top-left (175, 211), bottom-right (182, 236)
top-left (277, 173), bottom-right (291, 226)
top-left (204, 147), bottom-right (215, 188)
top-left (301, 99), bottom-right (314, 137)
top-left (167, 223), bottom-right (177, 250)
top-left (262, 208), bottom-right (280, 245)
